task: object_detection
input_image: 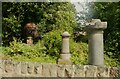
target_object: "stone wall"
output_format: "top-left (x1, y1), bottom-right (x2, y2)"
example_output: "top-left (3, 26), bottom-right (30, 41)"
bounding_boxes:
top-left (0, 60), bottom-right (120, 77)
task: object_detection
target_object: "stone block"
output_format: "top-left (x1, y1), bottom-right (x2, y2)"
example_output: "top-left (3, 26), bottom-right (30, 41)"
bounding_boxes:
top-left (85, 65), bottom-right (97, 77)
top-left (21, 62), bottom-right (28, 74)
top-left (2, 73), bottom-right (13, 77)
top-left (57, 65), bottom-right (65, 77)
top-left (85, 19), bottom-right (107, 30)
top-left (2, 60), bottom-right (13, 77)
top-left (34, 62), bottom-right (42, 77)
top-left (110, 67), bottom-right (120, 77)
top-left (2, 60), bottom-right (5, 77)
top-left (12, 62), bottom-right (21, 77)
top-left (4, 60), bottom-right (13, 74)
top-left (0, 68), bottom-right (1, 77)
top-left (49, 64), bottom-right (57, 77)
top-left (0, 60), bottom-right (2, 77)
top-left (96, 66), bottom-right (109, 77)
top-left (42, 63), bottom-right (51, 77)
top-left (64, 65), bottom-right (74, 77)
top-left (27, 62), bottom-right (34, 74)
top-left (74, 65), bottom-right (85, 77)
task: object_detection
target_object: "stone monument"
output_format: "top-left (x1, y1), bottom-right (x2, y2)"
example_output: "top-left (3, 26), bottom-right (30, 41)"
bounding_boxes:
top-left (58, 32), bottom-right (72, 64)
top-left (85, 19), bottom-right (107, 66)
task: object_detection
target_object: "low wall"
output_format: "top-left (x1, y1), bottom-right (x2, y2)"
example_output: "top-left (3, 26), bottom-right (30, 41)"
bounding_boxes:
top-left (0, 60), bottom-right (120, 77)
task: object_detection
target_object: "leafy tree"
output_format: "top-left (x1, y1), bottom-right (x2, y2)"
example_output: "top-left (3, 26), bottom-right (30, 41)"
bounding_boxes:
top-left (2, 2), bottom-right (76, 46)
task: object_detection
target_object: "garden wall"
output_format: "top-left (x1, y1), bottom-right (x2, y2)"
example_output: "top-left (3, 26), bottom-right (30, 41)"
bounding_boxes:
top-left (0, 60), bottom-right (120, 77)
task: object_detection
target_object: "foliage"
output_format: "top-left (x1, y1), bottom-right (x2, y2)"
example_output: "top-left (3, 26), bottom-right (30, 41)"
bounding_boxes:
top-left (1, 38), bottom-right (56, 63)
top-left (2, 2), bottom-right (120, 67)
top-left (2, 17), bottom-right (21, 46)
top-left (2, 2), bottom-right (76, 46)
top-left (105, 54), bottom-right (120, 67)
top-left (1, 37), bottom-right (89, 64)
top-left (42, 30), bottom-right (62, 60)
top-left (42, 29), bottom-right (89, 64)
top-left (2, 2), bottom-right (88, 64)
top-left (70, 39), bottom-right (88, 65)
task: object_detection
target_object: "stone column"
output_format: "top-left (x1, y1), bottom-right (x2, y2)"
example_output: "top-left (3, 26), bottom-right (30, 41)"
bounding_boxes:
top-left (58, 32), bottom-right (71, 64)
top-left (85, 19), bottom-right (107, 66)
top-left (27, 37), bottom-right (33, 45)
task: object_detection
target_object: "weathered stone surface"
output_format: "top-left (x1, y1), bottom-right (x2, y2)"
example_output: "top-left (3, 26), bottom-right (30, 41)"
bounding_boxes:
top-left (61, 32), bottom-right (70, 54)
top-left (0, 67), bottom-right (2, 77)
top-left (58, 32), bottom-right (71, 64)
top-left (2, 73), bottom-right (13, 77)
top-left (74, 65), bottom-right (85, 77)
top-left (34, 62), bottom-right (42, 77)
top-left (12, 62), bottom-right (21, 77)
top-left (1, 60), bottom-right (13, 77)
top-left (0, 68), bottom-right (2, 77)
top-left (64, 65), bottom-right (74, 77)
top-left (96, 66), bottom-right (109, 77)
top-left (0, 60), bottom-right (2, 77)
top-left (58, 58), bottom-right (72, 65)
top-left (86, 19), bottom-right (107, 66)
top-left (118, 68), bottom-right (120, 77)
top-left (49, 64), bottom-right (57, 77)
top-left (1, 60), bottom-right (120, 77)
top-left (27, 62), bottom-right (34, 74)
top-left (85, 19), bottom-right (107, 29)
top-left (42, 63), bottom-right (51, 77)
top-left (85, 65), bottom-right (97, 77)
top-left (88, 31), bottom-right (104, 66)
top-left (110, 67), bottom-right (120, 77)
top-left (57, 65), bottom-right (65, 77)
top-left (21, 62), bottom-right (28, 74)
top-left (2, 60), bottom-right (5, 76)
top-left (4, 60), bottom-right (13, 74)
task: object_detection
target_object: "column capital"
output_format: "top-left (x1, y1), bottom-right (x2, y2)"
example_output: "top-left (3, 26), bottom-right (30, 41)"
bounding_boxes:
top-left (61, 31), bottom-right (70, 38)
top-left (85, 19), bottom-right (107, 30)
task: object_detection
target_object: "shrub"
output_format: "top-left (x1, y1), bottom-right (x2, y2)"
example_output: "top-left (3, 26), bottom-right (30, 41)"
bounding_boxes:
top-left (1, 38), bottom-right (56, 63)
top-left (104, 52), bottom-right (120, 67)
top-left (70, 39), bottom-right (88, 65)
top-left (43, 30), bottom-right (89, 64)
top-left (43, 30), bottom-right (63, 60)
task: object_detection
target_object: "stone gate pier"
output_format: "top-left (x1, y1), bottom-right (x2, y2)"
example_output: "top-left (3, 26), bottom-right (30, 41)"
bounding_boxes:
top-left (86, 19), bottom-right (107, 66)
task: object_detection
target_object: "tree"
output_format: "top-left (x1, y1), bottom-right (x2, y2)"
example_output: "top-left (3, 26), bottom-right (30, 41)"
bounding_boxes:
top-left (2, 2), bottom-right (77, 46)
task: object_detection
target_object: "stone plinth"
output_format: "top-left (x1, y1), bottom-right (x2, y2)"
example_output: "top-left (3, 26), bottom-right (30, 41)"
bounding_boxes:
top-left (85, 19), bottom-right (107, 66)
top-left (58, 32), bottom-right (72, 64)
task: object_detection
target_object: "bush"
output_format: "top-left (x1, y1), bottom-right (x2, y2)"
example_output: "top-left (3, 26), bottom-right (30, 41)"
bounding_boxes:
top-left (43, 30), bottom-right (89, 64)
top-left (2, 37), bottom-right (120, 66)
top-left (1, 38), bottom-right (56, 63)
top-left (43, 30), bottom-right (63, 60)
top-left (104, 52), bottom-right (120, 67)
top-left (70, 39), bottom-right (88, 65)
